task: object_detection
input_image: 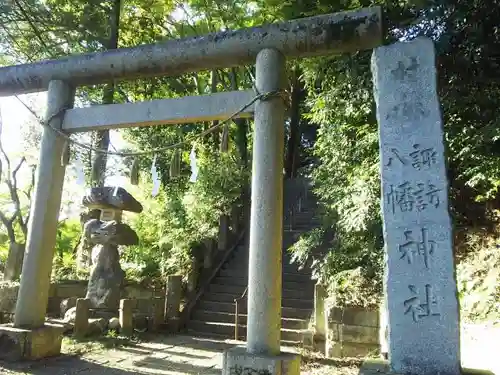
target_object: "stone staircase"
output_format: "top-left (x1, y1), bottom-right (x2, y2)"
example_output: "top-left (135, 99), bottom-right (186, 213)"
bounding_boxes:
top-left (186, 178), bottom-right (320, 345)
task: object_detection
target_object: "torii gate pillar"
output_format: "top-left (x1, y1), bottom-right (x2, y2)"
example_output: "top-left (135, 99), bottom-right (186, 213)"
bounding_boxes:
top-left (221, 49), bottom-right (301, 374)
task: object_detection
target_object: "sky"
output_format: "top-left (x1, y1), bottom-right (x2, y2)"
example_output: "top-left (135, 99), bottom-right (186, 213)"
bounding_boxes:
top-left (0, 3), bottom-right (198, 220)
top-left (0, 92), bottom-right (130, 220)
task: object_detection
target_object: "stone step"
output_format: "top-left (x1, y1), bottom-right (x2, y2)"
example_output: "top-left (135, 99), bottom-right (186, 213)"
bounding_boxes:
top-left (219, 261), bottom-right (313, 275)
top-left (208, 284), bottom-right (312, 300)
top-left (285, 218), bottom-right (321, 229)
top-left (197, 300), bottom-right (311, 319)
top-left (226, 253), bottom-right (309, 268)
top-left (218, 269), bottom-right (312, 283)
top-left (202, 292), bottom-right (313, 309)
top-left (191, 310), bottom-right (308, 330)
top-left (186, 320), bottom-right (304, 342)
top-left (212, 276), bottom-right (314, 291)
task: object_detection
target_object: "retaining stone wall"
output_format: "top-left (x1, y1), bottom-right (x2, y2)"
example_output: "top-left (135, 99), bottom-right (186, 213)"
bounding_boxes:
top-left (326, 305), bottom-right (380, 358)
top-left (0, 280), bottom-right (164, 318)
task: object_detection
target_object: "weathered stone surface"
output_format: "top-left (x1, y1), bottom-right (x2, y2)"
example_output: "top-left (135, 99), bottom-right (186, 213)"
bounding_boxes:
top-left (119, 299), bottom-right (135, 336)
top-left (341, 324), bottom-right (379, 345)
top-left (28, 323), bottom-right (65, 359)
top-left (88, 318), bottom-right (107, 335)
top-left (77, 218), bottom-right (101, 270)
top-left (360, 359), bottom-right (494, 375)
top-left (165, 275), bottom-right (182, 328)
top-left (222, 346), bottom-right (300, 375)
top-left (372, 37), bottom-right (460, 375)
top-left (64, 306), bottom-right (77, 323)
top-left (0, 323), bottom-right (64, 361)
top-left (74, 298), bottom-right (90, 337)
top-left (0, 282), bottom-right (18, 314)
top-left (55, 281), bottom-right (87, 298)
top-left (108, 317), bottom-right (120, 331)
top-left (0, 326), bottom-right (25, 361)
top-left (88, 220), bottom-right (139, 246)
top-left (100, 208), bottom-right (122, 222)
top-left (82, 186), bottom-right (143, 213)
top-left (327, 305), bottom-right (379, 328)
top-left (149, 297), bottom-right (165, 332)
top-left (60, 297), bottom-right (77, 317)
top-left (85, 245), bottom-right (125, 309)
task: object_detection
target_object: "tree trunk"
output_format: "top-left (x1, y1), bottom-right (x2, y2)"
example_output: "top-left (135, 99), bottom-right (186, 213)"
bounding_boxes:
top-left (91, 0), bottom-right (121, 187)
top-left (229, 68), bottom-right (249, 238)
top-left (4, 242), bottom-right (25, 281)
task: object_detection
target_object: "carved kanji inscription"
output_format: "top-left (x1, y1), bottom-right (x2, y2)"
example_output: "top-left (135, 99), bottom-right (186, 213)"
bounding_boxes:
top-left (403, 284), bottom-right (440, 323)
top-left (386, 181), bottom-right (441, 214)
top-left (398, 227), bottom-right (436, 269)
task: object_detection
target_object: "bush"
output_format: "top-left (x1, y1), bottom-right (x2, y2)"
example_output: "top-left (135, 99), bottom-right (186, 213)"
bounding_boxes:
top-left (456, 227), bottom-right (500, 323)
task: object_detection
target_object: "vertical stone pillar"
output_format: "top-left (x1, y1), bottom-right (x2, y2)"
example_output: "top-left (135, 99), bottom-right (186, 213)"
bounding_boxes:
top-left (74, 298), bottom-right (90, 338)
top-left (164, 275), bottom-right (182, 331)
top-left (149, 297), bottom-right (165, 332)
top-left (314, 283), bottom-right (326, 339)
top-left (119, 299), bottom-right (134, 336)
top-left (14, 80), bottom-right (74, 328)
top-left (246, 48), bottom-right (286, 355)
top-left (371, 37), bottom-right (460, 375)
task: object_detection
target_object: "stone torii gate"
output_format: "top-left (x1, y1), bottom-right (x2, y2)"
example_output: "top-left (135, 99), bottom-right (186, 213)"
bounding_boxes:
top-left (0, 6), bottom-right (472, 375)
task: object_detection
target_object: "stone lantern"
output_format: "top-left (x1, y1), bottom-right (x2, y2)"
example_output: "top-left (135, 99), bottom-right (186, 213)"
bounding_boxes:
top-left (80, 187), bottom-right (143, 312)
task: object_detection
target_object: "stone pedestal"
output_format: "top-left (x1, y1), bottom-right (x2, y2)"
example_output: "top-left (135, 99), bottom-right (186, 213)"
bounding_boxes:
top-left (0, 323), bottom-right (65, 361)
top-left (360, 360), bottom-right (494, 375)
top-left (222, 346), bottom-right (300, 375)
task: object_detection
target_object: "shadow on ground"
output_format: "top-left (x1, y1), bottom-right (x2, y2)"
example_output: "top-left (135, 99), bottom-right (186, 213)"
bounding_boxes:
top-left (0, 334), bottom-right (233, 375)
top-left (0, 355), bottom-right (143, 375)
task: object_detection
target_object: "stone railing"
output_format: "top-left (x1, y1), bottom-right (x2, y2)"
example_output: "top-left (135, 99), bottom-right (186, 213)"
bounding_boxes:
top-left (70, 275), bottom-right (183, 337)
top-left (0, 279), bottom-right (170, 323)
top-left (44, 280), bottom-right (167, 318)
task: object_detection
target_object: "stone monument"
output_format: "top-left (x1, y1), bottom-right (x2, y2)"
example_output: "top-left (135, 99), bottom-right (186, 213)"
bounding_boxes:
top-left (370, 37), bottom-right (461, 375)
top-left (81, 187), bottom-right (142, 311)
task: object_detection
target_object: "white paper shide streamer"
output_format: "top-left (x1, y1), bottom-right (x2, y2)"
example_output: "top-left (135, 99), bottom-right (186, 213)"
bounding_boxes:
top-left (151, 154), bottom-right (161, 197)
top-left (189, 145), bottom-right (198, 183)
top-left (74, 156), bottom-right (86, 186)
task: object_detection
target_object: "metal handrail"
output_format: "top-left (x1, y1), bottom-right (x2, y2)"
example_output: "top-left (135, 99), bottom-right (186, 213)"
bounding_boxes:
top-left (234, 286), bottom-right (248, 340)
